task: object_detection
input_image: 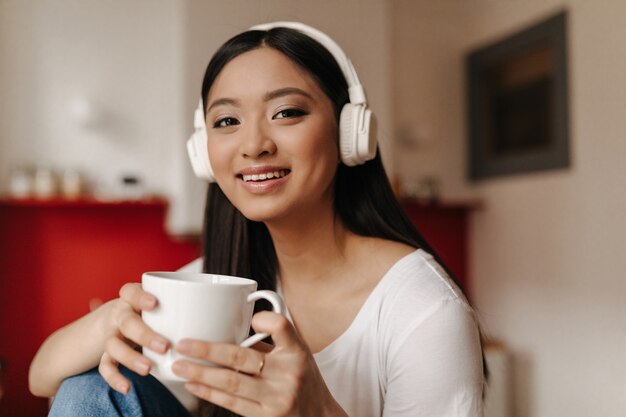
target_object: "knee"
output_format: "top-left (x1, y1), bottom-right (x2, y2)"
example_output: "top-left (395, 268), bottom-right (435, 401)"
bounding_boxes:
top-left (55, 368), bottom-right (109, 401)
top-left (49, 367), bottom-right (187, 417)
top-left (49, 368), bottom-right (141, 416)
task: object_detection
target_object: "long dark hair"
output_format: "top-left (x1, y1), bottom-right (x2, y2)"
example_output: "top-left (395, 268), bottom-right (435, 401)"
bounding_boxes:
top-left (199, 27), bottom-right (480, 417)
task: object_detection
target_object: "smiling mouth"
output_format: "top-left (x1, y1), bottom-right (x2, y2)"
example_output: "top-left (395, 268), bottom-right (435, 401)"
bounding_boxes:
top-left (238, 169), bottom-right (291, 182)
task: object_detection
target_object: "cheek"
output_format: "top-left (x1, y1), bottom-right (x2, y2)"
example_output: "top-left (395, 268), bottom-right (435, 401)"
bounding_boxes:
top-left (292, 139), bottom-right (337, 164)
top-left (207, 138), bottom-right (234, 179)
top-left (284, 124), bottom-right (339, 193)
top-left (315, 127), bottom-right (340, 169)
top-left (285, 121), bottom-right (339, 163)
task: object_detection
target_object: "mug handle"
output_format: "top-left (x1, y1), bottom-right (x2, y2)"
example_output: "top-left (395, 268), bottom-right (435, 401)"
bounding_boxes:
top-left (240, 290), bottom-right (285, 348)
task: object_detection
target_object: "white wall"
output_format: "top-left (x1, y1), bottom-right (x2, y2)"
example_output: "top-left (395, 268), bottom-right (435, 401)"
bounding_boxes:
top-left (390, 1), bottom-right (474, 198)
top-left (0, 0), bottom-right (392, 235)
top-left (391, 1), bottom-right (626, 416)
top-left (0, 0), bottom-right (192, 230)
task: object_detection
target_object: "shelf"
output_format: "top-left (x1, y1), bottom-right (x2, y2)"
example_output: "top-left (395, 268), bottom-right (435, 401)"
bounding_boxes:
top-left (0, 196), bottom-right (169, 208)
top-left (399, 198), bottom-right (485, 211)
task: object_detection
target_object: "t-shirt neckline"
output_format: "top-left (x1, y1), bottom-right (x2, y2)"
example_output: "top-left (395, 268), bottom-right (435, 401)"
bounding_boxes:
top-left (277, 249), bottom-right (421, 363)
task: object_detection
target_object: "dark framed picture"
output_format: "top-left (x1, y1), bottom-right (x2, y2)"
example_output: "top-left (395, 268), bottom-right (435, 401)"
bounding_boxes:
top-left (466, 11), bottom-right (570, 180)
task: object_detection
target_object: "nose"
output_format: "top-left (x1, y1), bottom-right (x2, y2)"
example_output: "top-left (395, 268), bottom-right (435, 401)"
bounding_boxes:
top-left (240, 119), bottom-right (277, 159)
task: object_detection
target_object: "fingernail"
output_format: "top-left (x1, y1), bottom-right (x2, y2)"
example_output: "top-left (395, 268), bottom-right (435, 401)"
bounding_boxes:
top-left (176, 339), bottom-right (193, 353)
top-left (134, 359), bottom-right (150, 375)
top-left (116, 382), bottom-right (130, 394)
top-left (142, 294), bottom-right (157, 309)
top-left (185, 382), bottom-right (201, 394)
top-left (151, 339), bottom-right (167, 353)
top-left (172, 361), bottom-right (188, 375)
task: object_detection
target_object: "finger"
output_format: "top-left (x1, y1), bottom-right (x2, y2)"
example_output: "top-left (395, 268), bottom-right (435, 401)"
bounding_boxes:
top-left (119, 282), bottom-right (157, 311)
top-left (98, 352), bottom-right (130, 394)
top-left (250, 340), bottom-right (274, 353)
top-left (176, 339), bottom-right (265, 376)
top-left (172, 360), bottom-right (266, 400)
top-left (185, 382), bottom-right (262, 417)
top-left (251, 311), bottom-right (301, 350)
top-left (117, 309), bottom-right (169, 354)
top-left (104, 334), bottom-right (152, 377)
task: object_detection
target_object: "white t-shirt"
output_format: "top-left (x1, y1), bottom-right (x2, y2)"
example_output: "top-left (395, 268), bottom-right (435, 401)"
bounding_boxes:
top-left (172, 250), bottom-right (484, 416)
top-left (306, 249), bottom-right (484, 416)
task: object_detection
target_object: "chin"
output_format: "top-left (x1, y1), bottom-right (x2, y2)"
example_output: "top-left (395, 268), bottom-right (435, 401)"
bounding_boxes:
top-left (236, 203), bottom-right (289, 224)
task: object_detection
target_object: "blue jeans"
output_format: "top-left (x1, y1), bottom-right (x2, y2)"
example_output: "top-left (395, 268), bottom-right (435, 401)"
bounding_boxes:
top-left (48, 367), bottom-right (192, 417)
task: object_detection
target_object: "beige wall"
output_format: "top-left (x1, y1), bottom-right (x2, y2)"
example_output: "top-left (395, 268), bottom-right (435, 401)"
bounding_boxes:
top-left (391, 1), bottom-right (626, 416)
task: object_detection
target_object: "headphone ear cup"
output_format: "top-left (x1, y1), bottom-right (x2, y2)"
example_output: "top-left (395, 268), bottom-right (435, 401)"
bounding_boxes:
top-left (186, 127), bottom-right (215, 182)
top-left (339, 103), bottom-right (376, 166)
top-left (357, 108), bottom-right (377, 163)
top-left (339, 103), bottom-right (359, 166)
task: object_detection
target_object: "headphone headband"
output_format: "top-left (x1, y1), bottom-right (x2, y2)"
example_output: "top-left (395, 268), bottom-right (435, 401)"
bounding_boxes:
top-left (249, 22), bottom-right (367, 105)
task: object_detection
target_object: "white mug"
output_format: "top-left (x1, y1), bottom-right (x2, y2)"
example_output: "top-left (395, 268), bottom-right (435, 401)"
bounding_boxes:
top-left (142, 271), bottom-right (284, 381)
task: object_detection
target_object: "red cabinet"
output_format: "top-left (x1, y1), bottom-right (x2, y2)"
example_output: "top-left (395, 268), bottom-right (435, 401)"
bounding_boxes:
top-left (401, 199), bottom-right (479, 293)
top-left (0, 198), bottom-right (201, 417)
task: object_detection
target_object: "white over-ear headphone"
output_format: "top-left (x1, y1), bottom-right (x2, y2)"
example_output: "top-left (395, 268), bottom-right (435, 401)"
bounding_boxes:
top-left (186, 21), bottom-right (377, 182)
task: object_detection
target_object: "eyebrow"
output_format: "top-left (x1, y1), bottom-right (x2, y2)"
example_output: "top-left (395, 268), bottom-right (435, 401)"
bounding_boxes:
top-left (263, 87), bottom-right (313, 102)
top-left (206, 97), bottom-right (240, 112)
top-left (206, 87), bottom-right (313, 113)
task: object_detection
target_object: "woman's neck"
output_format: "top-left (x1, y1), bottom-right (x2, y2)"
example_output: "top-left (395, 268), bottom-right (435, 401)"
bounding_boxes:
top-left (265, 206), bottom-right (357, 288)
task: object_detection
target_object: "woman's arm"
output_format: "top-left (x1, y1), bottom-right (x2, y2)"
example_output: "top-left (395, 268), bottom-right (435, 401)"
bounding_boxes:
top-left (29, 283), bottom-right (168, 398)
top-left (384, 298), bottom-right (485, 416)
top-left (28, 300), bottom-right (114, 397)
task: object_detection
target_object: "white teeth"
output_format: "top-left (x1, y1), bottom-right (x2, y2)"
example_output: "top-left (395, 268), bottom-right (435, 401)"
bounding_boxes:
top-left (242, 170), bottom-right (288, 182)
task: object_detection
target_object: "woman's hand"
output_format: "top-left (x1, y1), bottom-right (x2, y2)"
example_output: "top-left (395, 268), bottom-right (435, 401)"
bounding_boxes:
top-left (171, 311), bottom-right (347, 417)
top-left (98, 283), bottom-right (169, 394)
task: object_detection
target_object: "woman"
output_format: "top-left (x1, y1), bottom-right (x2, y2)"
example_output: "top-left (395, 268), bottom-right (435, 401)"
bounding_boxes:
top-left (30, 23), bottom-right (485, 417)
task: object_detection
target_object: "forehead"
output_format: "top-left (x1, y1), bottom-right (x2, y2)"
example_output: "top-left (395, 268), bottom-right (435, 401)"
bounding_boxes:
top-left (207, 47), bottom-right (326, 102)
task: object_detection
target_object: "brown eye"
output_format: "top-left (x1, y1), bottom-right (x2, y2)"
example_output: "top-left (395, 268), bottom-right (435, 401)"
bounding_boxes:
top-left (273, 108), bottom-right (307, 119)
top-left (213, 117), bottom-right (240, 128)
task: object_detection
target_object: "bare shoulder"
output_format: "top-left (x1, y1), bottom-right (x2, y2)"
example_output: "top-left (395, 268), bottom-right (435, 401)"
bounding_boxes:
top-left (352, 237), bottom-right (416, 282)
top-left (369, 237), bottom-right (416, 263)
